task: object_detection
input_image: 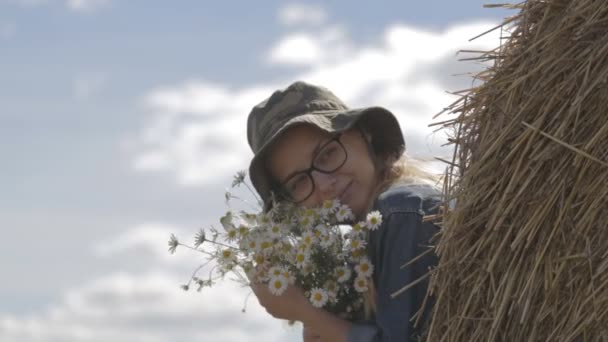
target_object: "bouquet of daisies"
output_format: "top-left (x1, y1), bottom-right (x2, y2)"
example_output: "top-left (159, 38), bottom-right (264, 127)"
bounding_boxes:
top-left (168, 171), bottom-right (382, 319)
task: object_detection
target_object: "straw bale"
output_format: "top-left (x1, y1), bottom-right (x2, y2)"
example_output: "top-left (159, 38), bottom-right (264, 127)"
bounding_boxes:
top-left (423, 0), bottom-right (608, 340)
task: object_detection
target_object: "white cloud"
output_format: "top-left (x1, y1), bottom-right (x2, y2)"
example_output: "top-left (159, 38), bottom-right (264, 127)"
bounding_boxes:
top-left (133, 83), bottom-right (274, 185)
top-left (92, 223), bottom-right (190, 263)
top-left (0, 272), bottom-right (302, 342)
top-left (133, 20), bottom-right (500, 186)
top-left (278, 3), bottom-right (327, 26)
top-left (268, 33), bottom-right (323, 66)
top-left (268, 26), bottom-right (351, 66)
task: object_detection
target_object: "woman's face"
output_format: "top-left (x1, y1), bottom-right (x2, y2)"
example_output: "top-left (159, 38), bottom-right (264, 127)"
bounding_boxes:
top-left (267, 124), bottom-right (378, 219)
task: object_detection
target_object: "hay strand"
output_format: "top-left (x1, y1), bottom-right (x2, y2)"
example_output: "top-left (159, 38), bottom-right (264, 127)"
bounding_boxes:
top-left (424, 0), bottom-right (608, 340)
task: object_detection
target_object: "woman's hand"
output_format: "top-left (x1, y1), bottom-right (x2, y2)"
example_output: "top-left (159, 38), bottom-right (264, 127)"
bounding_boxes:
top-left (303, 324), bottom-right (321, 342)
top-left (249, 275), bottom-right (351, 342)
top-left (249, 281), bottom-right (312, 321)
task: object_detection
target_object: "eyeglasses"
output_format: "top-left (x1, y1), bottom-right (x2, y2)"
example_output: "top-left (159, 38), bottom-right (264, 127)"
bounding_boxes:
top-left (280, 134), bottom-right (348, 204)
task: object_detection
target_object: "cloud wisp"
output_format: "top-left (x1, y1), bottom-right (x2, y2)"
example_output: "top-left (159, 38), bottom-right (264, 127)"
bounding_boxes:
top-left (0, 271), bottom-right (301, 342)
top-left (133, 20), bottom-right (500, 186)
top-left (2, 223), bottom-right (301, 342)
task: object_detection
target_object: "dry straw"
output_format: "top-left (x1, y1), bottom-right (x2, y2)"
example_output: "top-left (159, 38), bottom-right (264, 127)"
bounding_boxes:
top-left (421, 0), bottom-right (608, 340)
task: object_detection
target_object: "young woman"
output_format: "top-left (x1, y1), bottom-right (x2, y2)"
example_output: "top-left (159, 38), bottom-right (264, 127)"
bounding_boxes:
top-left (246, 81), bottom-right (442, 342)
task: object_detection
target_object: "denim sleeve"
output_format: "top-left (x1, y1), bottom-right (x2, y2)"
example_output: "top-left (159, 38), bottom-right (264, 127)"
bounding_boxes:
top-left (347, 203), bottom-right (439, 342)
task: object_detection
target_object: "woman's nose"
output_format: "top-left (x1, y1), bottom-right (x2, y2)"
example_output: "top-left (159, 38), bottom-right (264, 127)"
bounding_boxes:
top-left (311, 171), bottom-right (337, 195)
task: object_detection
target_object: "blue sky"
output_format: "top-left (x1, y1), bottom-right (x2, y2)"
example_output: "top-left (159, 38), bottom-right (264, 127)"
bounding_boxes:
top-left (1, 1), bottom-right (513, 341)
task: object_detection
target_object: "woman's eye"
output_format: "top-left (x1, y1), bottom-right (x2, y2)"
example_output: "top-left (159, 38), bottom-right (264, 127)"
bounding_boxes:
top-left (288, 175), bottom-right (308, 192)
top-left (317, 145), bottom-right (338, 164)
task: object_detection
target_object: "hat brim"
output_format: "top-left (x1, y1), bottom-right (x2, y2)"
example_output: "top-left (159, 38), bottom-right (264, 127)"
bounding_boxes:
top-left (248, 106), bottom-right (405, 208)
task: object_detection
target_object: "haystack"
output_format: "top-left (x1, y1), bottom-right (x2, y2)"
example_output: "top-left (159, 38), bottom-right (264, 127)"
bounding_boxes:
top-left (425, 0), bottom-right (608, 340)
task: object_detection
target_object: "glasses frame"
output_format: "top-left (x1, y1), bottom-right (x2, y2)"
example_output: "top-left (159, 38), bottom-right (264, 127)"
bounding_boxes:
top-left (280, 133), bottom-right (348, 204)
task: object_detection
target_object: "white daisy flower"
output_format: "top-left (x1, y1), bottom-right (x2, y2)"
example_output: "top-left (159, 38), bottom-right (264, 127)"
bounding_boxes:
top-left (351, 221), bottom-right (367, 233)
top-left (268, 265), bottom-right (285, 278)
top-left (366, 211), bottom-right (382, 230)
top-left (268, 222), bottom-right (285, 239)
top-left (309, 288), bottom-right (329, 308)
top-left (224, 226), bottom-right (238, 241)
top-left (237, 224), bottom-right (250, 238)
top-left (350, 248), bottom-right (366, 262)
top-left (324, 280), bottom-right (339, 301)
top-left (217, 248), bottom-right (237, 270)
top-left (355, 257), bottom-right (374, 277)
top-left (294, 251), bottom-right (309, 268)
top-left (243, 236), bottom-right (258, 252)
top-left (301, 231), bottom-right (316, 247)
top-left (335, 205), bottom-right (354, 222)
top-left (354, 276), bottom-right (369, 292)
top-left (257, 213), bottom-right (271, 225)
top-left (320, 199), bottom-right (340, 217)
top-left (349, 237), bottom-right (367, 251)
top-left (299, 215), bottom-right (314, 229)
top-left (335, 266), bottom-right (352, 283)
top-left (268, 275), bottom-right (288, 296)
top-left (253, 253), bottom-right (266, 266)
top-left (218, 248), bottom-right (236, 262)
top-left (259, 239), bottom-right (274, 254)
top-left (281, 268), bottom-right (296, 284)
top-left (319, 232), bottom-right (334, 249)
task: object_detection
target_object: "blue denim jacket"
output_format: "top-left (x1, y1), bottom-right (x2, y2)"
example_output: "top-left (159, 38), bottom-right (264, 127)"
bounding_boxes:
top-left (347, 183), bottom-right (442, 342)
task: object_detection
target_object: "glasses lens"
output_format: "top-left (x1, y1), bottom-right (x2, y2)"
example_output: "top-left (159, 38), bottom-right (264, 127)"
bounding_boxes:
top-left (284, 173), bottom-right (314, 203)
top-left (313, 139), bottom-right (346, 172)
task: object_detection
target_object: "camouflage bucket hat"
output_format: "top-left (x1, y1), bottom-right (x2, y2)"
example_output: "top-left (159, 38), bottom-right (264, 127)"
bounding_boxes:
top-left (247, 81), bottom-right (406, 206)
